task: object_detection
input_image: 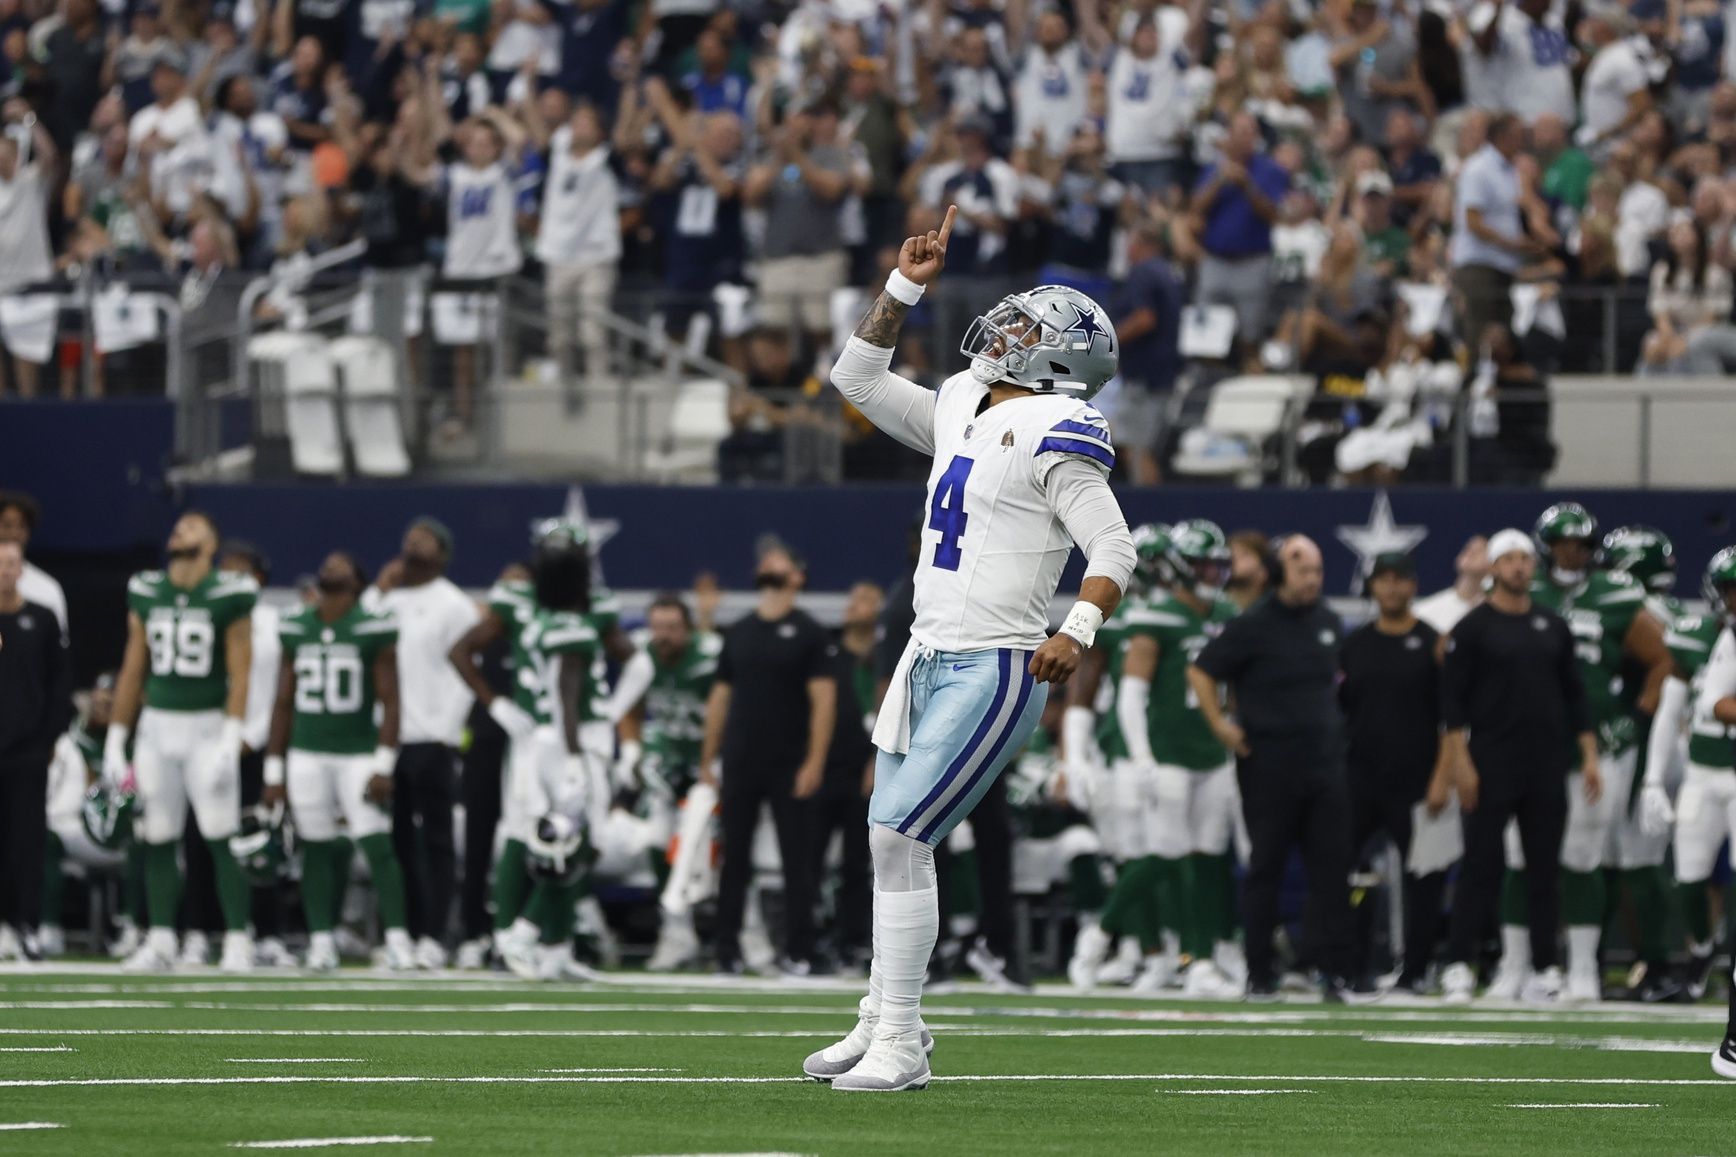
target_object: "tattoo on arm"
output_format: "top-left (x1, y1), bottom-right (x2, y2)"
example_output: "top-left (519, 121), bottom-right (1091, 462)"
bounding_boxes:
top-left (854, 291), bottom-right (912, 348)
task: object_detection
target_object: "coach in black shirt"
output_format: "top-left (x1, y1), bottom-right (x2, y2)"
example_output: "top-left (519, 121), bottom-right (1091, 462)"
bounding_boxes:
top-left (1438, 530), bottom-right (1595, 1003)
top-left (701, 540), bottom-right (836, 974)
top-left (0, 540), bottom-right (71, 958)
top-left (1189, 535), bottom-right (1359, 999)
top-left (1339, 552), bottom-right (1450, 991)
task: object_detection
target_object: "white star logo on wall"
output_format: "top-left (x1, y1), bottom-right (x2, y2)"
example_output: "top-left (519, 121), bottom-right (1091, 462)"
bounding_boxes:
top-left (1335, 491), bottom-right (1428, 594)
top-left (550, 486), bottom-right (619, 586)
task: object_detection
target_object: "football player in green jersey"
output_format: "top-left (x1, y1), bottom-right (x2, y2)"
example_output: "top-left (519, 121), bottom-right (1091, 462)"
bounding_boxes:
top-left (1114, 520), bottom-right (1243, 998)
top-left (1599, 525), bottom-right (1684, 1000)
top-left (606, 593), bottom-right (722, 971)
top-left (1065, 524), bottom-right (1177, 991)
top-left (1489, 503), bottom-right (1673, 1002)
top-left (104, 512), bottom-right (259, 972)
top-left (485, 524), bottom-right (606, 981)
top-left (264, 551), bottom-right (412, 972)
top-left (1690, 554), bottom-right (1736, 1075)
top-left (1641, 548), bottom-right (1736, 1005)
top-left (1003, 703), bottom-right (1108, 933)
top-left (42, 673), bottom-right (140, 958)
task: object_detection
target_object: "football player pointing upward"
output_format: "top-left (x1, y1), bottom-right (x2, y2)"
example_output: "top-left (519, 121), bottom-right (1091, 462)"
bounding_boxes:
top-left (813, 205), bottom-right (1136, 1091)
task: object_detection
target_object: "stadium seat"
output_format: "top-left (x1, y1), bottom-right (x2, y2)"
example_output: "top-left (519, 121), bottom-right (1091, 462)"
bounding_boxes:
top-left (1170, 375), bottom-right (1307, 486)
top-left (643, 378), bottom-right (733, 482)
top-left (250, 332), bottom-right (344, 477)
top-left (329, 335), bottom-right (411, 478)
top-left (1178, 304), bottom-right (1239, 361)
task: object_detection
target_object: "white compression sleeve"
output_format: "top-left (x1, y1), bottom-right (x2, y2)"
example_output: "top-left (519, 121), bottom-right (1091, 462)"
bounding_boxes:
top-left (1045, 459), bottom-right (1136, 592)
top-left (603, 650), bottom-right (655, 725)
top-left (830, 337), bottom-right (938, 455)
top-left (1117, 676), bottom-right (1155, 763)
top-left (1644, 675), bottom-right (1688, 787)
top-left (1062, 704), bottom-right (1096, 766)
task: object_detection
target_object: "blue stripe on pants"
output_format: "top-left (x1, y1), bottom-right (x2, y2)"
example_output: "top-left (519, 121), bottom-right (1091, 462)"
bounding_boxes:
top-left (914, 662), bottom-right (1036, 843)
top-left (893, 650), bottom-right (1013, 838)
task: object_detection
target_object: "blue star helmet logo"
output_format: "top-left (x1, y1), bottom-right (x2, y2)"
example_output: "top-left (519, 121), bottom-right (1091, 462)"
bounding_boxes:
top-left (1061, 303), bottom-right (1107, 349)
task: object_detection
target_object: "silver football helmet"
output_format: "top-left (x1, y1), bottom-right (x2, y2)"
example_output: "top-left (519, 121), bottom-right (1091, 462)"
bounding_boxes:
top-left (960, 285), bottom-right (1119, 399)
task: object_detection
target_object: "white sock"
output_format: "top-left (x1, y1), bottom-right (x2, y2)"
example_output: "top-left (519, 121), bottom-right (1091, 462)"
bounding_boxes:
top-left (1500, 925), bottom-right (1531, 971)
top-left (1566, 925), bottom-right (1600, 971)
top-left (147, 928), bottom-right (177, 957)
top-left (385, 928), bottom-right (413, 954)
top-left (310, 931), bottom-right (336, 954)
top-left (874, 885), bottom-right (938, 1040)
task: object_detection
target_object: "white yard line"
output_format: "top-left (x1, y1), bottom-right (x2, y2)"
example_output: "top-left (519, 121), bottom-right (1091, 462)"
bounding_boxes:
top-left (1168, 1089), bottom-right (1314, 1096)
top-left (0, 1122), bottom-right (63, 1131)
top-left (230, 1137), bottom-right (434, 1149)
top-left (1506, 1103), bottom-right (1659, 1110)
top-left (537, 1067), bottom-right (685, 1073)
top-left (0, 1073), bottom-right (1733, 1089)
top-left (0, 1046), bottom-right (74, 1052)
top-left (226, 1059), bottom-right (366, 1064)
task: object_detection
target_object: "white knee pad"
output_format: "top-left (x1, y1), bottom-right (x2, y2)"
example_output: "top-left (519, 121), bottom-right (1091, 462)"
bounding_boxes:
top-left (871, 823), bottom-right (937, 893)
top-left (1192, 764), bottom-right (1238, 856)
top-left (1674, 764), bottom-right (1736, 882)
top-left (1147, 764), bottom-right (1192, 860)
top-left (1560, 770), bottom-right (1617, 873)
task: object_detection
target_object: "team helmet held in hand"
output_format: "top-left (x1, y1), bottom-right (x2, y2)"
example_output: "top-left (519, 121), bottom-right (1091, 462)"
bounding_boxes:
top-left (527, 812), bottom-right (591, 886)
top-left (229, 804), bottom-right (292, 888)
top-left (81, 782), bottom-right (137, 852)
top-left (960, 285), bottom-right (1119, 399)
top-left (1130, 523), bottom-right (1170, 597)
top-left (1600, 525), bottom-right (1677, 593)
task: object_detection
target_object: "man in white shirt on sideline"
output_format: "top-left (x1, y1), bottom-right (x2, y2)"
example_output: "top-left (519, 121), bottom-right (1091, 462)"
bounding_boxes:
top-left (528, 98), bottom-right (620, 390)
top-left (1414, 535), bottom-right (1489, 634)
top-left (0, 492), bottom-right (66, 640)
top-left (367, 518), bottom-right (483, 969)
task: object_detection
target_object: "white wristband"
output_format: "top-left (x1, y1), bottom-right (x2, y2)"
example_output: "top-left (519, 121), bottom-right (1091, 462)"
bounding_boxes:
top-left (1058, 601), bottom-right (1105, 649)
top-left (264, 755), bottom-right (285, 787)
top-left (885, 269), bottom-right (925, 306)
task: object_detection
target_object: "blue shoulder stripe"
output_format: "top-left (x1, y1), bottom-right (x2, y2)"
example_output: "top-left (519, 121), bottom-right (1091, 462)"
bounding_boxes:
top-left (1036, 436), bottom-right (1115, 469)
top-left (1050, 418), bottom-right (1111, 444)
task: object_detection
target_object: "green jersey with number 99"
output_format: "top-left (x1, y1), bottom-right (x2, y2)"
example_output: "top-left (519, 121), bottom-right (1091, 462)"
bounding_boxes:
top-left (279, 605), bottom-right (398, 754)
top-left (1531, 570), bottom-right (1647, 754)
top-left (127, 569), bottom-right (258, 713)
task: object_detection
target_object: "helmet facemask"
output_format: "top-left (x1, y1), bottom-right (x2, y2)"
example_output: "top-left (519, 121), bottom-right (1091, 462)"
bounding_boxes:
top-left (962, 297), bottom-right (1047, 385)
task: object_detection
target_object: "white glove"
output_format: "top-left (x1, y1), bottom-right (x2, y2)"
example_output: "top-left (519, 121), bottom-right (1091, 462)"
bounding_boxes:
top-left (612, 739), bottom-right (643, 793)
top-left (489, 696), bottom-right (537, 741)
top-left (1639, 782), bottom-right (1675, 838)
top-left (102, 725), bottom-right (131, 787)
top-left (370, 745), bottom-right (398, 781)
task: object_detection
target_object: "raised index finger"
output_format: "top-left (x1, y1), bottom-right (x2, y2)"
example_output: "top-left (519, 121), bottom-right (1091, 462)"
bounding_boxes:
top-left (937, 203), bottom-right (958, 246)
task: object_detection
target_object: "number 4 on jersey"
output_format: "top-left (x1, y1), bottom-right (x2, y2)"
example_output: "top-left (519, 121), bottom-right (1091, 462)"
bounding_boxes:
top-left (929, 455), bottom-right (975, 571)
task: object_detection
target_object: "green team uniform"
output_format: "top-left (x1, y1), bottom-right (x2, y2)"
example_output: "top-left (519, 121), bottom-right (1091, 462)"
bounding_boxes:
top-left (523, 608), bottom-right (600, 733)
top-left (1531, 570), bottom-right (1648, 756)
top-left (582, 587), bottom-right (622, 725)
top-left (1137, 591), bottom-right (1239, 771)
top-left (1092, 601), bottom-right (1139, 761)
top-left (490, 579), bottom-right (610, 728)
top-left (278, 606), bottom-right (398, 753)
top-left (127, 569), bottom-right (258, 712)
top-left (1666, 612), bottom-right (1736, 770)
top-left (640, 633), bottom-right (721, 794)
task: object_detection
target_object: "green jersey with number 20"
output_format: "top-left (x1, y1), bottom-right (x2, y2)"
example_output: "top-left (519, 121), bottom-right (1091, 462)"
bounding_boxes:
top-left (279, 605), bottom-right (398, 754)
top-left (127, 569), bottom-right (258, 713)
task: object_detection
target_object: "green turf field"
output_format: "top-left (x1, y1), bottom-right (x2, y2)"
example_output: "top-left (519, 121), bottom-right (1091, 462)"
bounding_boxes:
top-left (0, 968), bottom-right (1731, 1155)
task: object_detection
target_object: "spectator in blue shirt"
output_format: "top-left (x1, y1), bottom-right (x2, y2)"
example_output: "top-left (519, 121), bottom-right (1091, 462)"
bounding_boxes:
top-left (1190, 110), bottom-right (1290, 355)
top-left (268, 37), bottom-right (329, 152)
top-left (553, 0), bottom-right (628, 113)
top-left (1110, 221), bottom-right (1184, 485)
top-left (1383, 108), bottom-right (1441, 228)
top-left (1671, 0), bottom-right (1725, 134)
top-left (681, 27), bottom-right (748, 116)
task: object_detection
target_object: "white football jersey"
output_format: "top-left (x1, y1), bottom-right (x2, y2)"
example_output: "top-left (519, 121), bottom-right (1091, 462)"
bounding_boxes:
top-left (443, 162), bottom-right (523, 280)
top-left (910, 371), bottom-right (1115, 653)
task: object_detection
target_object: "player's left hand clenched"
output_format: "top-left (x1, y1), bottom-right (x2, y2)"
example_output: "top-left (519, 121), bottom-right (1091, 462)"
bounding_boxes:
top-left (899, 203), bottom-right (957, 286)
top-left (1029, 633), bottom-right (1083, 684)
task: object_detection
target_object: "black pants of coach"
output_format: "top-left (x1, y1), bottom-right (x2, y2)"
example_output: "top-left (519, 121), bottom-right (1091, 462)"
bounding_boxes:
top-left (1445, 760), bottom-right (1567, 970)
top-left (394, 743), bottom-right (460, 945)
top-left (461, 716), bottom-right (507, 943)
top-left (809, 786), bottom-right (871, 956)
top-left (1239, 749), bottom-right (1355, 986)
top-left (936, 775), bottom-right (1016, 961)
top-left (182, 751), bottom-right (284, 938)
top-left (714, 772), bottom-right (817, 967)
top-left (1348, 778), bottom-right (1447, 985)
top-left (0, 754), bottom-right (50, 933)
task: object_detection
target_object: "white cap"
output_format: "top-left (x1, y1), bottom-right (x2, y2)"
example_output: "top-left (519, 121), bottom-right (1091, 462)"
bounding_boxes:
top-left (1487, 528), bottom-right (1535, 562)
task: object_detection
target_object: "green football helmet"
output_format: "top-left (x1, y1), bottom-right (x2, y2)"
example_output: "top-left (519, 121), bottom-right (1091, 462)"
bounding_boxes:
top-left (229, 804), bottom-right (291, 888)
top-left (1534, 502), bottom-right (1600, 585)
top-left (526, 812), bottom-right (594, 887)
top-left (80, 782), bottom-right (137, 851)
top-left (960, 284), bottom-right (1119, 399)
top-left (1601, 525), bottom-right (1677, 593)
top-left (1130, 523), bottom-right (1170, 596)
top-left (1156, 519), bottom-right (1232, 601)
top-left (531, 518), bottom-right (589, 551)
top-left (1702, 546), bottom-right (1736, 627)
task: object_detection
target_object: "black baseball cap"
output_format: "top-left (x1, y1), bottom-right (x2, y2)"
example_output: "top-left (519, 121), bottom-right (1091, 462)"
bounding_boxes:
top-left (1368, 552), bottom-right (1417, 581)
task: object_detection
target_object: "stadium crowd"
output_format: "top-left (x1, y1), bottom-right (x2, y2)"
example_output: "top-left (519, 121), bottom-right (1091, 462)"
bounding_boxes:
top-left (3, 486), bottom-right (1736, 1008)
top-left (0, 0), bottom-right (1731, 477)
